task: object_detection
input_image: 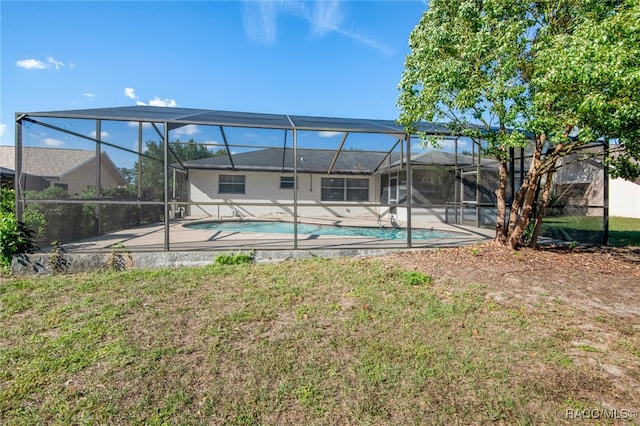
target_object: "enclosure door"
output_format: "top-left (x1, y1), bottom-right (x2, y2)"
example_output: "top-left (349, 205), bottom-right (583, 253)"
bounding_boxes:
top-left (389, 176), bottom-right (399, 204)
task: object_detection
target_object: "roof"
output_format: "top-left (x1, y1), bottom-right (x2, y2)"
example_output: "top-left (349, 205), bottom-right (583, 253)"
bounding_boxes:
top-left (408, 150), bottom-right (499, 167)
top-left (18, 105), bottom-right (454, 136)
top-left (180, 148), bottom-right (499, 174)
top-left (1, 146), bottom-right (96, 177)
top-left (1, 166), bottom-right (15, 176)
top-left (0, 146), bottom-right (124, 183)
top-left (182, 148), bottom-right (400, 175)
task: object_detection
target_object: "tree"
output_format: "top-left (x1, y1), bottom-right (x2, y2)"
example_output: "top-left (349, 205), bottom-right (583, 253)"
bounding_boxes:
top-left (132, 139), bottom-right (226, 200)
top-left (398, 0), bottom-right (640, 248)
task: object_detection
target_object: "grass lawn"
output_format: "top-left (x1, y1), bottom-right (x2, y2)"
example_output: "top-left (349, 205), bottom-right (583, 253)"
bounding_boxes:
top-left (541, 216), bottom-right (640, 246)
top-left (1, 257), bottom-right (638, 425)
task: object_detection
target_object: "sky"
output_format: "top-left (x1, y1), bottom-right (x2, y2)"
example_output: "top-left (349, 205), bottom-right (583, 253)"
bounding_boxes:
top-left (1, 0), bottom-right (428, 147)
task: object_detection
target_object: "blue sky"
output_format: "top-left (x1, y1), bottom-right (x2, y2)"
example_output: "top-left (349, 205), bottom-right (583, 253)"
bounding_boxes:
top-left (1, 0), bottom-right (429, 153)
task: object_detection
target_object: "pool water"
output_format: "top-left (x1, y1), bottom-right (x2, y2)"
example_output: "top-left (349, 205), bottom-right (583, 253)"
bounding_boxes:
top-left (185, 221), bottom-right (457, 240)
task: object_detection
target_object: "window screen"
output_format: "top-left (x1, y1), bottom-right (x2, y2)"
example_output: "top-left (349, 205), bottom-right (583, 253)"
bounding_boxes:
top-left (219, 175), bottom-right (245, 194)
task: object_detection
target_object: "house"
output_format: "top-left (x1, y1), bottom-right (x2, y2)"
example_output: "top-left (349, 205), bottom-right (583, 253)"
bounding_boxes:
top-left (0, 146), bottom-right (126, 194)
top-left (553, 151), bottom-right (640, 219)
top-left (181, 147), bottom-right (499, 225)
top-left (610, 177), bottom-right (640, 218)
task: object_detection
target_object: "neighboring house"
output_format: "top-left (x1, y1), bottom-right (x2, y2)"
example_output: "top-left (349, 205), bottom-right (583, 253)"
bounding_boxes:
top-left (0, 146), bottom-right (126, 194)
top-left (553, 153), bottom-right (640, 219)
top-left (610, 177), bottom-right (640, 218)
top-left (181, 147), bottom-right (499, 225)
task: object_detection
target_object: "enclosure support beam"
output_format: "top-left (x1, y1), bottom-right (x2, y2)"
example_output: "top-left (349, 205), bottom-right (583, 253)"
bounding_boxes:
top-left (219, 126), bottom-right (236, 171)
top-left (137, 122), bottom-right (143, 225)
top-left (293, 128), bottom-right (298, 250)
top-left (327, 132), bottom-right (349, 175)
top-left (455, 137), bottom-right (459, 224)
top-left (406, 134), bottom-right (412, 248)
top-left (163, 123), bottom-right (170, 251)
top-left (372, 139), bottom-right (402, 174)
top-left (603, 140), bottom-right (610, 245)
top-left (14, 114), bottom-right (24, 220)
top-left (96, 120), bottom-right (102, 235)
top-left (476, 140), bottom-right (481, 228)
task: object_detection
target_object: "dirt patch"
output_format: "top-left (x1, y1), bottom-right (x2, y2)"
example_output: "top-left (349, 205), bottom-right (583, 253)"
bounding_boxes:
top-left (382, 243), bottom-right (640, 319)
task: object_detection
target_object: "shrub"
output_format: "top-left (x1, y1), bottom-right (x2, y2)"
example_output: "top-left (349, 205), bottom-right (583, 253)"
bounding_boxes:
top-left (0, 214), bottom-right (39, 271)
top-left (0, 188), bottom-right (39, 271)
top-left (214, 251), bottom-right (255, 265)
top-left (402, 270), bottom-right (432, 286)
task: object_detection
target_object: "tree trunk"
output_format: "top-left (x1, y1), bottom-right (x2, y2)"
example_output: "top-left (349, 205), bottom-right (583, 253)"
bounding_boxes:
top-left (507, 179), bottom-right (539, 248)
top-left (529, 169), bottom-right (555, 247)
top-left (494, 160), bottom-right (509, 245)
top-left (499, 134), bottom-right (545, 249)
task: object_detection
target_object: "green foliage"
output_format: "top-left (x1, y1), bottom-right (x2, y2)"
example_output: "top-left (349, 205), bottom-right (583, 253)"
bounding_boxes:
top-left (131, 139), bottom-right (226, 201)
top-left (214, 251), bottom-right (255, 265)
top-left (402, 270), bottom-right (432, 286)
top-left (398, 0), bottom-right (640, 246)
top-left (23, 185), bottom-right (163, 245)
top-left (0, 187), bottom-right (14, 216)
top-left (0, 188), bottom-right (39, 271)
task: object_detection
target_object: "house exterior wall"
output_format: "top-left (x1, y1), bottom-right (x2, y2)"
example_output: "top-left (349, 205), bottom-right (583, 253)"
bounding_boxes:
top-left (188, 170), bottom-right (380, 220)
top-left (610, 178), bottom-right (640, 218)
top-left (55, 157), bottom-right (126, 195)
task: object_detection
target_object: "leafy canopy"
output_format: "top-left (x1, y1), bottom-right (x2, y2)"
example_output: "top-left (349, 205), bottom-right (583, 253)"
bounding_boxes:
top-left (398, 0), bottom-right (640, 179)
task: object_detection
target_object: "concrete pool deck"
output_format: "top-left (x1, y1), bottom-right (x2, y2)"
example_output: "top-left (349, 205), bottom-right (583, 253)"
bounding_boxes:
top-left (11, 218), bottom-right (496, 275)
top-left (59, 217), bottom-right (495, 253)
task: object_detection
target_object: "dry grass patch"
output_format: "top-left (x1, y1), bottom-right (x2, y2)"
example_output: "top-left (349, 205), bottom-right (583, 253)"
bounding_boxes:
top-left (1, 256), bottom-right (638, 425)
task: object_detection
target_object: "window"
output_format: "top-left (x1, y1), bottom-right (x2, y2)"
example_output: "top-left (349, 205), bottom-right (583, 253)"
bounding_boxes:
top-left (320, 177), bottom-right (369, 201)
top-left (218, 174), bottom-right (245, 194)
top-left (280, 176), bottom-right (295, 189)
top-left (53, 183), bottom-right (69, 191)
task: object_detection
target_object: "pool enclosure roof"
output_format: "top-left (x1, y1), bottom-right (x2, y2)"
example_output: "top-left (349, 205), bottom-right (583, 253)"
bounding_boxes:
top-left (17, 105), bottom-right (454, 136)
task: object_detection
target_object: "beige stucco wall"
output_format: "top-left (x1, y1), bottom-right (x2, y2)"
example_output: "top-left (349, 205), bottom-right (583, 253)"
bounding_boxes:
top-left (54, 157), bottom-right (126, 195)
top-left (188, 170), bottom-right (381, 220)
top-left (610, 178), bottom-right (640, 218)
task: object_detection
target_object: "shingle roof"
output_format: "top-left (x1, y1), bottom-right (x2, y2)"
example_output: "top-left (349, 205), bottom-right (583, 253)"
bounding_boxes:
top-left (408, 150), bottom-right (499, 167)
top-left (182, 148), bottom-right (400, 175)
top-left (0, 146), bottom-right (97, 177)
top-left (180, 148), bottom-right (499, 174)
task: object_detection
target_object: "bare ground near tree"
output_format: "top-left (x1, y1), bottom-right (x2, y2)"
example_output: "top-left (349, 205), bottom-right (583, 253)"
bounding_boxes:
top-left (382, 243), bottom-right (640, 319)
top-left (380, 244), bottom-right (640, 413)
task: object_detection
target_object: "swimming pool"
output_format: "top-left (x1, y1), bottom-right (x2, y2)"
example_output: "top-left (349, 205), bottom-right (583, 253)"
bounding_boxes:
top-left (185, 221), bottom-right (458, 240)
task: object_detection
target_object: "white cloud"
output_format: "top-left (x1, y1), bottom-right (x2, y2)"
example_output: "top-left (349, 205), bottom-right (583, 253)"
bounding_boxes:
top-left (83, 93), bottom-right (94, 99)
top-left (43, 138), bottom-right (65, 147)
top-left (241, 0), bottom-right (392, 54)
top-left (16, 57), bottom-right (68, 70)
top-left (16, 59), bottom-right (47, 70)
top-left (173, 125), bottom-right (199, 137)
top-left (89, 130), bottom-right (109, 139)
top-left (124, 87), bottom-right (137, 99)
top-left (127, 121), bottom-right (152, 128)
top-left (125, 88), bottom-right (178, 107)
top-left (148, 97), bottom-right (177, 107)
top-left (319, 131), bottom-right (342, 138)
top-left (309, 0), bottom-right (342, 36)
top-left (241, 1), bottom-right (279, 44)
top-left (47, 57), bottom-right (64, 70)
top-left (0, 124), bottom-right (6, 137)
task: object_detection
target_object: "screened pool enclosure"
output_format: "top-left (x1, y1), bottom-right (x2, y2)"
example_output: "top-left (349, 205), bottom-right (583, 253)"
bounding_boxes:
top-left (12, 106), bottom-right (609, 252)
